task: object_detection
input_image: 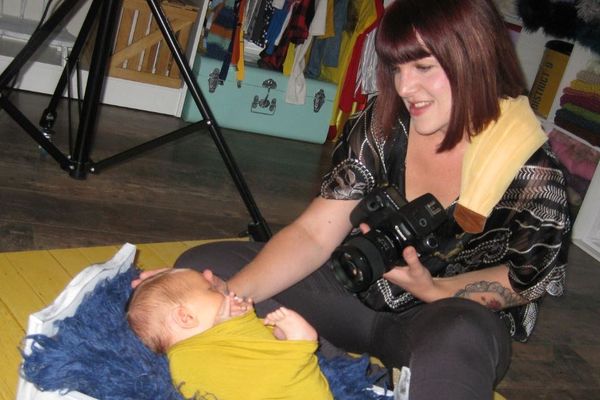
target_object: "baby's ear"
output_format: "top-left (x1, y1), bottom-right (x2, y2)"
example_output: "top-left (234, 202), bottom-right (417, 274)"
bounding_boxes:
top-left (171, 305), bottom-right (197, 329)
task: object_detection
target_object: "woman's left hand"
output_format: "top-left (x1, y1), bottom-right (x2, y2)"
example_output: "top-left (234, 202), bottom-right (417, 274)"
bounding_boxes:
top-left (382, 246), bottom-right (441, 303)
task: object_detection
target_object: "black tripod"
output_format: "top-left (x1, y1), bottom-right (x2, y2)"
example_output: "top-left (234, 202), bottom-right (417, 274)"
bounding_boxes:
top-left (0, 0), bottom-right (272, 241)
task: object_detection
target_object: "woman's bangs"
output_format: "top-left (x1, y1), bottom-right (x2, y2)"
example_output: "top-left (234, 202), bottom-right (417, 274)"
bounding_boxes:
top-left (376, 24), bottom-right (430, 66)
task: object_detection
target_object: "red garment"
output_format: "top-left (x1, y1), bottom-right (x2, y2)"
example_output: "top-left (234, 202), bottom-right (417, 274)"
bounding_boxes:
top-left (260, 0), bottom-right (313, 71)
top-left (560, 89), bottom-right (600, 114)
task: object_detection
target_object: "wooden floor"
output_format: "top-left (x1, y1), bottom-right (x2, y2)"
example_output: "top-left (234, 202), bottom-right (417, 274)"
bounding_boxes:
top-left (1, 91), bottom-right (599, 399)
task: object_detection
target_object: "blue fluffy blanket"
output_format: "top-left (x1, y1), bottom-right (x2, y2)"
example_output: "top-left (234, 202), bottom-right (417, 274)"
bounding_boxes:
top-left (21, 267), bottom-right (390, 399)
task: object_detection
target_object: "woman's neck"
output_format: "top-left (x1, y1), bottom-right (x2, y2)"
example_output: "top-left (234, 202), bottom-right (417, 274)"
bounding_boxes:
top-left (405, 126), bottom-right (468, 208)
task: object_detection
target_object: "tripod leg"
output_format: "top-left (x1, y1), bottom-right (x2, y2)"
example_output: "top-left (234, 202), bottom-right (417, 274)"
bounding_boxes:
top-left (39, 0), bottom-right (105, 133)
top-left (0, 96), bottom-right (71, 168)
top-left (69, 0), bottom-right (122, 179)
top-left (145, 0), bottom-right (272, 241)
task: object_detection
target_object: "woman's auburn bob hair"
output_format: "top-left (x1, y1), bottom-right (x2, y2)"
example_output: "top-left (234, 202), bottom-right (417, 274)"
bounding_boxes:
top-left (374, 0), bottom-right (527, 152)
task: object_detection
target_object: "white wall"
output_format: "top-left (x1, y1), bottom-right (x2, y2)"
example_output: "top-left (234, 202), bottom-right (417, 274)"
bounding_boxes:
top-left (0, 0), bottom-right (91, 35)
top-left (0, 0), bottom-right (209, 116)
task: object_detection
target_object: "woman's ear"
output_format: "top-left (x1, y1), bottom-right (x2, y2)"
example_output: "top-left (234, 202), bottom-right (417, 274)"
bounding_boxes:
top-left (171, 305), bottom-right (198, 329)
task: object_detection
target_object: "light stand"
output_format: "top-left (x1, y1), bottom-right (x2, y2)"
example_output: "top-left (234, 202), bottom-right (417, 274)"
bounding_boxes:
top-left (0, 0), bottom-right (272, 241)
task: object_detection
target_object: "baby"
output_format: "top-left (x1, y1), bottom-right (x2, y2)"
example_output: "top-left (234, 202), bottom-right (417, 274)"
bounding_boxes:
top-left (127, 268), bottom-right (333, 400)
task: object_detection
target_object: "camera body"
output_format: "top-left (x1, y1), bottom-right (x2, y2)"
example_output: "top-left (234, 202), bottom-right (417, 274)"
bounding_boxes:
top-left (331, 186), bottom-right (447, 293)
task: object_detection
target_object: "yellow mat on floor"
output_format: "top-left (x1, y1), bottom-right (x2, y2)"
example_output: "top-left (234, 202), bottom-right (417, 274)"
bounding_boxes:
top-left (0, 239), bottom-right (507, 400)
top-left (0, 239), bottom-right (227, 400)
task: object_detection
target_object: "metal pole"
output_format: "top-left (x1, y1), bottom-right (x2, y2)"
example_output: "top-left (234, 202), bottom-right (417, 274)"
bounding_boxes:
top-left (145, 0), bottom-right (272, 241)
top-left (70, 0), bottom-right (122, 179)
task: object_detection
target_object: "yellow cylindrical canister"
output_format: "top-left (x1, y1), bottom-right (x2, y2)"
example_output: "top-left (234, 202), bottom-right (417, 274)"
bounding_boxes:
top-left (528, 40), bottom-right (574, 118)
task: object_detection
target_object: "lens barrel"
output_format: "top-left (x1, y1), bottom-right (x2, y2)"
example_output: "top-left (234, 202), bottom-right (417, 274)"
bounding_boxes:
top-left (331, 235), bottom-right (388, 292)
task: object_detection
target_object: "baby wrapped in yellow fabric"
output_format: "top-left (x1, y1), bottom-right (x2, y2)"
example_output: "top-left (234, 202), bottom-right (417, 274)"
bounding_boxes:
top-left (127, 268), bottom-right (333, 400)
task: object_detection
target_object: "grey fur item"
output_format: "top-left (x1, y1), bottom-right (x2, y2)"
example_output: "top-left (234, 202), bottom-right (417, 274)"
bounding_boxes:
top-left (577, 0), bottom-right (600, 23)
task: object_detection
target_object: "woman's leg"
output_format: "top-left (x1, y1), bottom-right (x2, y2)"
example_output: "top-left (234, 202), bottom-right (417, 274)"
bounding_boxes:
top-left (176, 242), bottom-right (512, 398)
top-left (372, 298), bottom-right (512, 400)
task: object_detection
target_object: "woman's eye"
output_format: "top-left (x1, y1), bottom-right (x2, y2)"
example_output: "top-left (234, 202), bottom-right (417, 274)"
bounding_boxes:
top-left (416, 64), bottom-right (433, 72)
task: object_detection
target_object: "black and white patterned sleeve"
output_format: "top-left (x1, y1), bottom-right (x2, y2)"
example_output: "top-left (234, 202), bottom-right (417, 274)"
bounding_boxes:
top-left (496, 146), bottom-right (571, 301)
top-left (320, 100), bottom-right (384, 200)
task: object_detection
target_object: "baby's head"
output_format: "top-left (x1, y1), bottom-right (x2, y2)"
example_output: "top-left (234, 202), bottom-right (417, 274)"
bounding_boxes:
top-left (127, 268), bottom-right (225, 353)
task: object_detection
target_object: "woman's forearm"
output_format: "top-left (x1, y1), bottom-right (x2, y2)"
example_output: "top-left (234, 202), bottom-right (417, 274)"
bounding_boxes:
top-left (228, 224), bottom-right (330, 302)
top-left (428, 265), bottom-right (529, 310)
top-left (228, 197), bottom-right (358, 302)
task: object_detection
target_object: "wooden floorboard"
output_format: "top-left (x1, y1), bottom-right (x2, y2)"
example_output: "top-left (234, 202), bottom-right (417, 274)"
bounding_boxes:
top-left (0, 300), bottom-right (23, 400)
top-left (1, 91), bottom-right (599, 399)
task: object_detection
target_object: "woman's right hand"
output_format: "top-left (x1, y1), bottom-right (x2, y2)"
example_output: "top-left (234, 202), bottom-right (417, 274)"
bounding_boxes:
top-left (131, 267), bottom-right (171, 288)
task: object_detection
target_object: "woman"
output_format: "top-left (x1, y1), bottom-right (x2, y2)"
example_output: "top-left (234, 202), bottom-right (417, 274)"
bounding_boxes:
top-left (150, 0), bottom-right (570, 398)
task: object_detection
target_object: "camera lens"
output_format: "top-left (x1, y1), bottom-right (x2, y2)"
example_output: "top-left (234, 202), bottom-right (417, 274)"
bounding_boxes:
top-left (331, 248), bottom-right (370, 290)
top-left (331, 236), bottom-right (387, 292)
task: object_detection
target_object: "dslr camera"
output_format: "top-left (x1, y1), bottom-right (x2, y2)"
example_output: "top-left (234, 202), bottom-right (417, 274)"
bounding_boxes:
top-left (331, 186), bottom-right (446, 293)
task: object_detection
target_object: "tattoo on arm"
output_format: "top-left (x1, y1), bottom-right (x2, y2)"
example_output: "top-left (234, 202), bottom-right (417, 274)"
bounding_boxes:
top-left (454, 281), bottom-right (527, 310)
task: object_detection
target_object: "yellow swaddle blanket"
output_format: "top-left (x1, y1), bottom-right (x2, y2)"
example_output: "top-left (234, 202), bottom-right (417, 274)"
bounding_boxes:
top-left (455, 96), bottom-right (548, 233)
top-left (168, 311), bottom-right (332, 400)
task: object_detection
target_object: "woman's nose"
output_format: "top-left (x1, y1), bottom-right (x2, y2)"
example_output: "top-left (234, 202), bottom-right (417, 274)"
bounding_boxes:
top-left (395, 70), bottom-right (417, 97)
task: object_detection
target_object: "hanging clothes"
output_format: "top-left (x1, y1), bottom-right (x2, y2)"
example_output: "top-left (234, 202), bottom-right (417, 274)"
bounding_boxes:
top-left (285, 0), bottom-right (328, 104)
top-left (258, 0), bottom-right (314, 71)
top-left (204, 0), bottom-right (237, 61)
top-left (324, 0), bottom-right (384, 140)
top-left (219, 0), bottom-right (243, 81)
top-left (306, 0), bottom-right (349, 79)
top-left (233, 0), bottom-right (248, 81)
top-left (263, 0), bottom-right (296, 55)
top-left (246, 0), bottom-right (275, 47)
top-left (357, 28), bottom-right (378, 96)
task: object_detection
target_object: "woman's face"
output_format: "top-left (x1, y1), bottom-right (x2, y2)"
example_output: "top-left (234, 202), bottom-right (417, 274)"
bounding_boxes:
top-left (393, 55), bottom-right (452, 137)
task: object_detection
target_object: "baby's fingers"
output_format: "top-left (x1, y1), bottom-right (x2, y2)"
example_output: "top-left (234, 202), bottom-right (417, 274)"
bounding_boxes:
top-left (229, 293), bottom-right (251, 316)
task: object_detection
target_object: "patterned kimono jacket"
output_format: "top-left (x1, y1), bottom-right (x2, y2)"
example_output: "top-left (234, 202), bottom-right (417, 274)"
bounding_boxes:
top-left (320, 98), bottom-right (571, 342)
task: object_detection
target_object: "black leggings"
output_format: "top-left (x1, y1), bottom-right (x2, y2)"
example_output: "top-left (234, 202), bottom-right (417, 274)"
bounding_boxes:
top-left (175, 241), bottom-right (512, 400)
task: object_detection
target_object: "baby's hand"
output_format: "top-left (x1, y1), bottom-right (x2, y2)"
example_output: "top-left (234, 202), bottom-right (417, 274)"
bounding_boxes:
top-left (215, 293), bottom-right (253, 324)
top-left (230, 293), bottom-right (254, 317)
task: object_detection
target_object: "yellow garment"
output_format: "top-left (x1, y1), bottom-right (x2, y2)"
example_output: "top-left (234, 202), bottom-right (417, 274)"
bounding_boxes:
top-left (235, 0), bottom-right (245, 82)
top-left (456, 96), bottom-right (548, 233)
top-left (570, 79), bottom-right (600, 96)
top-left (168, 311), bottom-right (333, 400)
top-left (283, 43), bottom-right (296, 76)
top-left (323, 0), bottom-right (335, 38)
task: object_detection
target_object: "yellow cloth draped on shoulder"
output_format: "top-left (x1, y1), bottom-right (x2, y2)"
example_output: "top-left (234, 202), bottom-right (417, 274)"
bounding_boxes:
top-left (455, 96), bottom-right (548, 233)
top-left (167, 311), bottom-right (333, 400)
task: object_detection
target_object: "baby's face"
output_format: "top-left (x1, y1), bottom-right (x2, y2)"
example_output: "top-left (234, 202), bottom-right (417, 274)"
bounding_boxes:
top-left (176, 269), bottom-right (227, 332)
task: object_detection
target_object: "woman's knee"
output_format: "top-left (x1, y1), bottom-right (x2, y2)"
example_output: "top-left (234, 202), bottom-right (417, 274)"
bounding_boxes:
top-left (412, 298), bottom-right (508, 349)
top-left (174, 240), bottom-right (264, 280)
top-left (409, 298), bottom-right (512, 381)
